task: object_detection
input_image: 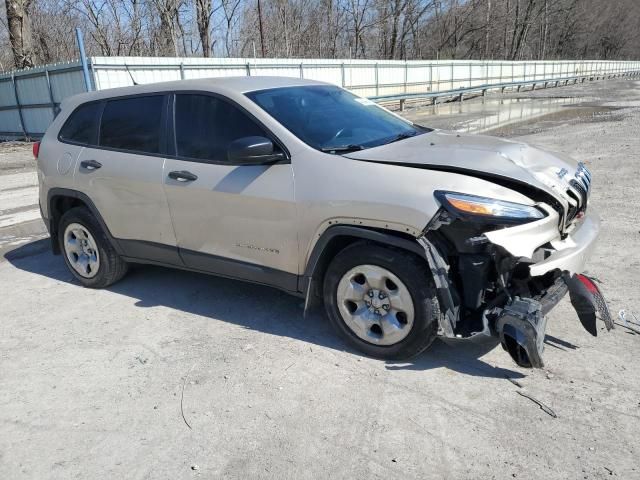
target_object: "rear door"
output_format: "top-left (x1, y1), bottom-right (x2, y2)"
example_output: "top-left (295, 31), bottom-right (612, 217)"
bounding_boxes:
top-left (73, 94), bottom-right (180, 264)
top-left (162, 93), bottom-right (298, 291)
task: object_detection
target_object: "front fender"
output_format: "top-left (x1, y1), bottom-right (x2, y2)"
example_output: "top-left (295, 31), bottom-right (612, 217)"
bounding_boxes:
top-left (300, 225), bottom-right (426, 309)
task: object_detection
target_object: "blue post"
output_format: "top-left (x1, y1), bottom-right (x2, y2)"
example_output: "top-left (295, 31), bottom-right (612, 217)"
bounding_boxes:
top-left (75, 28), bottom-right (92, 92)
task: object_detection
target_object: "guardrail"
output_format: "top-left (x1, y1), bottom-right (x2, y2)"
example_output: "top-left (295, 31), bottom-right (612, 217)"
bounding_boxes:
top-left (371, 72), bottom-right (640, 110)
top-left (1, 57), bottom-right (639, 139)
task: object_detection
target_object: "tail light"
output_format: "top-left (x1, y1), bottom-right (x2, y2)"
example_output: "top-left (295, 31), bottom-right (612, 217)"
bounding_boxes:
top-left (32, 141), bottom-right (40, 158)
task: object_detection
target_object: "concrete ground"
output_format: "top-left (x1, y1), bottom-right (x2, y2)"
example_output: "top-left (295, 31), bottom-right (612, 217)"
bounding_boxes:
top-left (1, 78), bottom-right (640, 480)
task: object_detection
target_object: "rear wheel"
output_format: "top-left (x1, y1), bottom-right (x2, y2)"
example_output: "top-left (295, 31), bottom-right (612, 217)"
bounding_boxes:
top-left (323, 242), bottom-right (440, 359)
top-left (58, 207), bottom-right (128, 288)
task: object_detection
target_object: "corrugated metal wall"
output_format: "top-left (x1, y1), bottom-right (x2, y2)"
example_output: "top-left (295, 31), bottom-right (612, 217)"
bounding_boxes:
top-left (2, 57), bottom-right (639, 139)
top-left (91, 57), bottom-right (640, 98)
top-left (0, 61), bottom-right (88, 138)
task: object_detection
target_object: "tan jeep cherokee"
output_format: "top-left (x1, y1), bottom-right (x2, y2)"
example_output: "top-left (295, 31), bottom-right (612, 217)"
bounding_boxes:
top-left (36, 76), bottom-right (612, 368)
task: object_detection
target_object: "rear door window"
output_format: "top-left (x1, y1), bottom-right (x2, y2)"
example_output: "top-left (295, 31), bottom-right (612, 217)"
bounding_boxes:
top-left (174, 94), bottom-right (268, 163)
top-left (58, 102), bottom-right (101, 145)
top-left (99, 95), bottom-right (164, 154)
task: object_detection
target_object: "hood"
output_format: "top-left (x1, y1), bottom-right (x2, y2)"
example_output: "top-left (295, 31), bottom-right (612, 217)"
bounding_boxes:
top-left (345, 130), bottom-right (582, 208)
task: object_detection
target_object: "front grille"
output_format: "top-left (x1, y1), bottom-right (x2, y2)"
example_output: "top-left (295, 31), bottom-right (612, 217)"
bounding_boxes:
top-left (574, 162), bottom-right (592, 193)
top-left (565, 190), bottom-right (580, 223)
top-left (564, 162), bottom-right (591, 226)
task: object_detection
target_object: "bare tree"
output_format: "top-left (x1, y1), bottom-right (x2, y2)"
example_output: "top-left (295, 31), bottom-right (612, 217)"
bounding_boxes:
top-left (5, 0), bottom-right (35, 67)
top-left (3, 0), bottom-right (640, 71)
top-left (221, 0), bottom-right (241, 56)
top-left (151, 0), bottom-right (181, 56)
top-left (195, 0), bottom-right (213, 56)
top-left (346, 0), bottom-right (374, 58)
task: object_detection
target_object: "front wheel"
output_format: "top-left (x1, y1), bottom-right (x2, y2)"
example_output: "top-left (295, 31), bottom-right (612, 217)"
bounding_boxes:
top-left (323, 242), bottom-right (440, 360)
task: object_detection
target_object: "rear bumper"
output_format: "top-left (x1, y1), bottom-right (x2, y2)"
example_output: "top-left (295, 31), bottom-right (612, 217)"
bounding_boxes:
top-left (529, 210), bottom-right (600, 277)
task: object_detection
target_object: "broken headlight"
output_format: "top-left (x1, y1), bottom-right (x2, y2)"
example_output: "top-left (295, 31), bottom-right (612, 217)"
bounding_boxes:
top-left (434, 191), bottom-right (546, 225)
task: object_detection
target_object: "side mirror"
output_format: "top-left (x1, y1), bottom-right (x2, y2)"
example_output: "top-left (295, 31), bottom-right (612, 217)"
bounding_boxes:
top-left (227, 136), bottom-right (286, 165)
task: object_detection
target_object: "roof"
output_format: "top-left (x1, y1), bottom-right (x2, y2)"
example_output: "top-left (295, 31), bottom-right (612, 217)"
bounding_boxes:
top-left (64, 76), bottom-right (330, 106)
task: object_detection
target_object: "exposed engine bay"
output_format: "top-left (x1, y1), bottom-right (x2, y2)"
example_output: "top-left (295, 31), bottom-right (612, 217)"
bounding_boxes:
top-left (418, 201), bottom-right (613, 369)
top-left (345, 129), bottom-right (615, 367)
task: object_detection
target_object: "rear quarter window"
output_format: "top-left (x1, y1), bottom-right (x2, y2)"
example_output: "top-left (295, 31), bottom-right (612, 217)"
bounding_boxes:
top-left (99, 96), bottom-right (164, 154)
top-left (58, 102), bottom-right (101, 145)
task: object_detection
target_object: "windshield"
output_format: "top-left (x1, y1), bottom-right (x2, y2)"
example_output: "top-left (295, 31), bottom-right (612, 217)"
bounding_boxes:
top-left (245, 85), bottom-right (429, 153)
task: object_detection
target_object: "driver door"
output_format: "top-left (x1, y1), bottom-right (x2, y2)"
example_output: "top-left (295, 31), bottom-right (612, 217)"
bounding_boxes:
top-left (162, 93), bottom-right (298, 291)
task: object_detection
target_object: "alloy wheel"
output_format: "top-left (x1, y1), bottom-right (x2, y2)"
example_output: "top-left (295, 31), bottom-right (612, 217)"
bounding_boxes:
top-left (63, 222), bottom-right (100, 278)
top-left (336, 264), bottom-right (415, 345)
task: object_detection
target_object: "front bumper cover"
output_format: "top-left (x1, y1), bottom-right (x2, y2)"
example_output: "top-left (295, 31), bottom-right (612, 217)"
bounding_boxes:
top-left (530, 212), bottom-right (600, 277)
top-left (484, 207), bottom-right (600, 277)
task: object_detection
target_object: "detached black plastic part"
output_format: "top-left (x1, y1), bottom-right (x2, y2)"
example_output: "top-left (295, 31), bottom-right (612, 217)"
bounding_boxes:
top-left (564, 273), bottom-right (614, 336)
top-left (494, 273), bottom-right (612, 369)
top-left (496, 298), bottom-right (547, 368)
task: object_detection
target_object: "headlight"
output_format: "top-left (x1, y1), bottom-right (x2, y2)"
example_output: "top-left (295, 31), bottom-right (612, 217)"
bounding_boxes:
top-left (435, 191), bottom-right (546, 224)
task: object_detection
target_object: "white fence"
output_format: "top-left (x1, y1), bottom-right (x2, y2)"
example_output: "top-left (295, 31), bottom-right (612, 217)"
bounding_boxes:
top-left (2, 57), bottom-right (640, 139)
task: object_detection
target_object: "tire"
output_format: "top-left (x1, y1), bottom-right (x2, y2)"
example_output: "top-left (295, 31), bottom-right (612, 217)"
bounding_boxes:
top-left (323, 241), bottom-right (440, 360)
top-left (58, 206), bottom-right (128, 288)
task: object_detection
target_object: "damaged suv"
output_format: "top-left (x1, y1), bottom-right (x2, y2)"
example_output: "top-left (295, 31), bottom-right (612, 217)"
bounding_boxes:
top-left (37, 76), bottom-right (612, 368)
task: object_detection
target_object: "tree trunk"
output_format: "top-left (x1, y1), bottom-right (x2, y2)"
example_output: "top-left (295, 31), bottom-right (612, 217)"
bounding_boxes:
top-left (154, 0), bottom-right (179, 56)
top-left (510, 0), bottom-right (539, 60)
top-left (257, 0), bottom-right (266, 56)
top-left (5, 0), bottom-right (35, 68)
top-left (389, 0), bottom-right (405, 60)
top-left (541, 0), bottom-right (548, 59)
top-left (195, 0), bottom-right (212, 57)
top-left (485, 0), bottom-right (491, 59)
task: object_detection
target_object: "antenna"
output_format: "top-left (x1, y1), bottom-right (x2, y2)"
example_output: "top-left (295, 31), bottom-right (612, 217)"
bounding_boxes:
top-left (124, 64), bottom-right (139, 86)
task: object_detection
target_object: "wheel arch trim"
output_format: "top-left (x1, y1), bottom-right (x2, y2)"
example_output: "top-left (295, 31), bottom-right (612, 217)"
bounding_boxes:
top-left (47, 187), bottom-right (124, 256)
top-left (300, 225), bottom-right (427, 297)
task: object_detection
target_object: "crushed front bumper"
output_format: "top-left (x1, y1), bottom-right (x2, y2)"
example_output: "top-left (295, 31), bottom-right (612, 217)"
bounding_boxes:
top-left (484, 207), bottom-right (600, 277)
top-left (530, 211), bottom-right (600, 277)
top-left (492, 210), bottom-right (611, 367)
top-left (420, 207), bottom-right (612, 369)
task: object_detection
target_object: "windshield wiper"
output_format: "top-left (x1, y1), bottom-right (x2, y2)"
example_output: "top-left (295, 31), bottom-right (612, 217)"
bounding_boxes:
top-left (384, 131), bottom-right (418, 145)
top-left (320, 144), bottom-right (365, 153)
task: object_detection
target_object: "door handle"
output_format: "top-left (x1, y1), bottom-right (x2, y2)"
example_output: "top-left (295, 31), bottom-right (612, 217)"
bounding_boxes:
top-left (80, 159), bottom-right (102, 170)
top-left (168, 170), bottom-right (198, 182)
